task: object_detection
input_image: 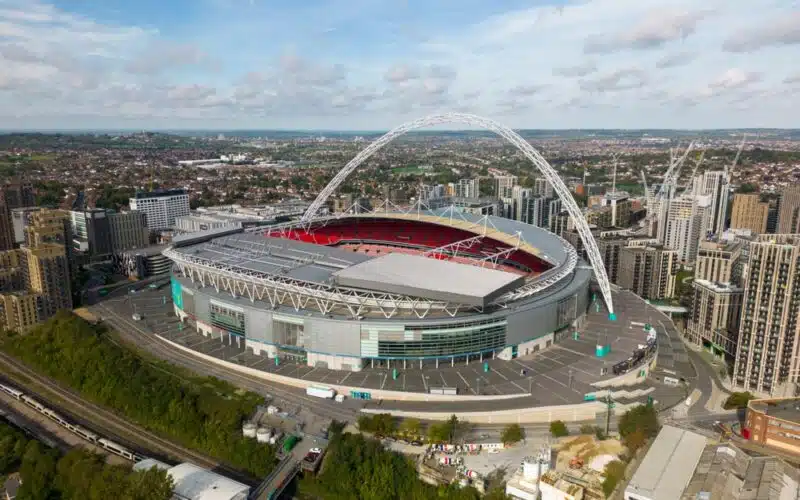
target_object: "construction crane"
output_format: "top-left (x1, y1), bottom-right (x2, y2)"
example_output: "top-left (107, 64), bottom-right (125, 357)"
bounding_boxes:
top-left (681, 150), bottom-right (706, 192)
top-left (725, 134), bottom-right (747, 178)
top-left (657, 141), bottom-right (695, 198)
top-left (642, 142), bottom-right (694, 238)
top-left (610, 153), bottom-right (620, 194)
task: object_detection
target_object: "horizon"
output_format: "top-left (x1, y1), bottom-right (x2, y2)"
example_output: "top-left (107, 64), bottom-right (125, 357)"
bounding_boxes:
top-left (0, 127), bottom-right (797, 134)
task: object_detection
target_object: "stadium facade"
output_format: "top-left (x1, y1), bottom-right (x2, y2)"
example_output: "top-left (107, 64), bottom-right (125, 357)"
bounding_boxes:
top-left (165, 209), bottom-right (591, 372)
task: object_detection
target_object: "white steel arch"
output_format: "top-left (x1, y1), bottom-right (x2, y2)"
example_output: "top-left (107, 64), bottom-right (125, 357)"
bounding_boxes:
top-left (303, 112), bottom-right (616, 317)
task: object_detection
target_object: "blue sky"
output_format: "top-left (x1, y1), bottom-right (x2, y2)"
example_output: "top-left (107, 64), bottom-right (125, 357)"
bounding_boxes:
top-left (0, 0), bottom-right (798, 129)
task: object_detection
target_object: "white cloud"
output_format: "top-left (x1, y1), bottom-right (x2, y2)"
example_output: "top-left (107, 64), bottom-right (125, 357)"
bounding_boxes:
top-left (0, 0), bottom-right (797, 128)
top-left (722, 12), bottom-right (800, 52)
top-left (552, 61), bottom-right (597, 78)
top-left (579, 68), bottom-right (648, 92)
top-left (126, 43), bottom-right (217, 75)
top-left (655, 51), bottom-right (696, 69)
top-left (709, 68), bottom-right (761, 90)
top-left (583, 8), bottom-right (709, 54)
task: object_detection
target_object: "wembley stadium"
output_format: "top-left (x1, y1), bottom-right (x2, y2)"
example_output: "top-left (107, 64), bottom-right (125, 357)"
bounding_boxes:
top-left (163, 208), bottom-right (592, 372)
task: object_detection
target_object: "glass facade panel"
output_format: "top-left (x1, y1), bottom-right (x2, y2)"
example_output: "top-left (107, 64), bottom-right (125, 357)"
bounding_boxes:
top-left (273, 320), bottom-right (306, 351)
top-left (210, 303), bottom-right (246, 336)
top-left (377, 321), bottom-right (506, 358)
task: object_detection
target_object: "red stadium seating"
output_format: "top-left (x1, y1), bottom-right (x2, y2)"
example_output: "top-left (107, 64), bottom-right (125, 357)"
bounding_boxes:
top-left (269, 218), bottom-right (552, 272)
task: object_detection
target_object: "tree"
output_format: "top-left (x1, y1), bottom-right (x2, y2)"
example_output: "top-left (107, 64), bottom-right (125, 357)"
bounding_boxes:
top-left (736, 183), bottom-right (757, 194)
top-left (623, 429), bottom-right (647, 454)
top-left (723, 391), bottom-right (755, 410)
top-left (1, 313), bottom-right (275, 478)
top-left (618, 404), bottom-right (660, 441)
top-left (357, 415), bottom-right (375, 433)
top-left (550, 420), bottom-right (569, 438)
top-left (300, 430), bottom-right (484, 500)
top-left (580, 424), bottom-right (596, 435)
top-left (400, 418), bottom-right (422, 440)
top-left (372, 413), bottom-right (396, 438)
top-left (447, 414), bottom-right (459, 443)
top-left (428, 422), bottom-right (451, 444)
top-left (501, 424), bottom-right (525, 446)
top-left (601, 460), bottom-right (627, 497)
top-left (17, 441), bottom-right (57, 500)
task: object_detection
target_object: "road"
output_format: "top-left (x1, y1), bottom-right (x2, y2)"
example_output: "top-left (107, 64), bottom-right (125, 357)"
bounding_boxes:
top-left (0, 350), bottom-right (257, 486)
top-left (253, 437), bottom-right (324, 500)
top-left (93, 296), bottom-right (358, 424)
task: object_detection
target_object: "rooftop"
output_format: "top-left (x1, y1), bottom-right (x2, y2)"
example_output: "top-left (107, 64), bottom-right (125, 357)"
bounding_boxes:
top-left (693, 279), bottom-right (743, 293)
top-left (683, 443), bottom-right (800, 500)
top-left (175, 231), bottom-right (371, 286)
top-left (625, 425), bottom-right (707, 500)
top-left (167, 463), bottom-right (250, 500)
top-left (133, 188), bottom-right (187, 199)
top-left (749, 397), bottom-right (800, 423)
top-left (332, 252), bottom-right (526, 307)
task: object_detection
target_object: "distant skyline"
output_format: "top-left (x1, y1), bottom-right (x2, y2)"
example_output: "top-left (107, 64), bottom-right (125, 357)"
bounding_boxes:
top-left (0, 0), bottom-right (798, 130)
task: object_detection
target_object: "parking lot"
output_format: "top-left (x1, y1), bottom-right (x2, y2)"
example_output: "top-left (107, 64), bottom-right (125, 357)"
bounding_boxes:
top-left (91, 286), bottom-right (690, 409)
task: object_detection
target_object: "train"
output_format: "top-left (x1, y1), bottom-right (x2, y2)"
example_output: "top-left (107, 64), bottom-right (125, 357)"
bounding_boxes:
top-left (0, 381), bottom-right (146, 462)
top-left (611, 337), bottom-right (658, 376)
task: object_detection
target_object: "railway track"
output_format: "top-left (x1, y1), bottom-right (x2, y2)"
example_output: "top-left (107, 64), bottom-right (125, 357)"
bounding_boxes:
top-left (96, 302), bottom-right (358, 423)
top-left (0, 350), bottom-right (257, 485)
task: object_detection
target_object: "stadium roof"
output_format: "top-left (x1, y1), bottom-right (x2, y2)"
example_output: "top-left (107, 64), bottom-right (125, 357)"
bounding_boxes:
top-left (625, 425), bottom-right (707, 500)
top-left (333, 252), bottom-right (525, 307)
top-left (175, 232), bottom-right (371, 285)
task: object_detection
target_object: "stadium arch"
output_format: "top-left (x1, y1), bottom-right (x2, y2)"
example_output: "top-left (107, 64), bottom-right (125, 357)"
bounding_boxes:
top-left (303, 112), bottom-right (616, 318)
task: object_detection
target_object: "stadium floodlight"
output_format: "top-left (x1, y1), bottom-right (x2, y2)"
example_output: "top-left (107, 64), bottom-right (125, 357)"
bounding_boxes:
top-left (302, 113), bottom-right (616, 317)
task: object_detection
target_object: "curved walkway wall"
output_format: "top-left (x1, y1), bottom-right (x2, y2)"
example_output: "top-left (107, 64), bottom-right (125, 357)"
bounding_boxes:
top-left (156, 333), bottom-right (527, 403)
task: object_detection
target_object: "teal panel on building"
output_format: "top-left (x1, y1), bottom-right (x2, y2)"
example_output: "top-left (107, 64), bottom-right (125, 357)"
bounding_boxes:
top-left (595, 344), bottom-right (610, 357)
top-left (171, 277), bottom-right (183, 310)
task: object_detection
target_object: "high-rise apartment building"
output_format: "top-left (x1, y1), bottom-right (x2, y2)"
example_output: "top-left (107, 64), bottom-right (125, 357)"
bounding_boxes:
top-left (0, 203), bottom-right (12, 251)
top-left (549, 211), bottom-right (572, 239)
top-left (585, 206), bottom-right (614, 229)
top-left (24, 209), bottom-right (71, 250)
top-left (129, 189), bottom-right (190, 230)
top-left (730, 193), bottom-right (769, 234)
top-left (507, 186), bottom-right (532, 222)
top-left (600, 191), bottom-right (632, 228)
top-left (778, 186), bottom-right (800, 234)
top-left (0, 250), bottom-right (23, 292)
top-left (455, 179), bottom-right (480, 199)
top-left (767, 203), bottom-right (779, 234)
top-left (70, 208), bottom-right (113, 257)
top-left (0, 292), bottom-right (40, 332)
top-left (692, 171), bottom-right (729, 234)
top-left (0, 181), bottom-right (35, 210)
top-left (696, 240), bottom-right (743, 283)
top-left (617, 244), bottom-right (677, 300)
top-left (495, 176), bottom-right (518, 198)
top-left (686, 280), bottom-right (742, 358)
top-left (734, 235), bottom-right (800, 396)
top-left (109, 211), bottom-right (149, 252)
top-left (21, 244), bottom-right (72, 320)
top-left (522, 197), bottom-right (561, 229)
top-left (533, 178), bottom-right (554, 198)
top-left (10, 207), bottom-right (43, 245)
top-left (686, 239), bottom-right (746, 357)
top-left (664, 195), bottom-right (711, 263)
top-left (594, 234), bottom-right (659, 285)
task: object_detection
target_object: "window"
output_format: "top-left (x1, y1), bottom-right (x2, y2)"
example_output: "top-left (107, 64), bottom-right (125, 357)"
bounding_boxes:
top-left (209, 303), bottom-right (246, 336)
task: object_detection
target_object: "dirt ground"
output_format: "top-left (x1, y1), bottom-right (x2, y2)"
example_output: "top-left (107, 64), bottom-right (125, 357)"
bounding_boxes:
top-left (553, 434), bottom-right (624, 471)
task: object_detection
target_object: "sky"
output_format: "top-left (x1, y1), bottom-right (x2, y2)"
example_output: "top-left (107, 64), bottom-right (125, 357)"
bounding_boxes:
top-left (0, 0), bottom-right (798, 130)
